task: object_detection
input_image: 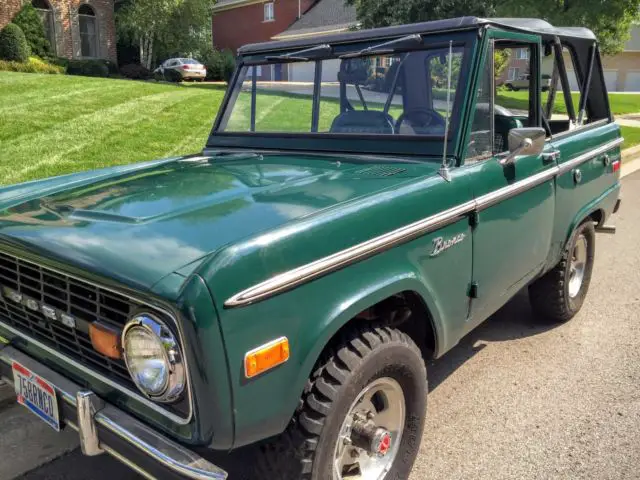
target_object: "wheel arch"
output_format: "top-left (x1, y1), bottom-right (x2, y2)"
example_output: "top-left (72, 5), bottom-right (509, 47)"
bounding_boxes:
top-left (292, 274), bottom-right (444, 408)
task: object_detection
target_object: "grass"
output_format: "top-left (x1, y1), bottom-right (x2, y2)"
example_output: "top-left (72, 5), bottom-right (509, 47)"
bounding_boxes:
top-left (497, 90), bottom-right (640, 116)
top-left (621, 126), bottom-right (640, 150)
top-left (0, 72), bottom-right (639, 186)
top-left (0, 72), bottom-right (227, 185)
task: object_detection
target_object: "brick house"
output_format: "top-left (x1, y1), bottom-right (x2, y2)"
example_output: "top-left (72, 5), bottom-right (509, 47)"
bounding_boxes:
top-left (212, 0), bottom-right (356, 80)
top-left (0, 0), bottom-right (116, 62)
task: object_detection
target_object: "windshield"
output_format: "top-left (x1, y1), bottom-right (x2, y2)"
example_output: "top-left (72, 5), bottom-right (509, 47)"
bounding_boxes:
top-left (217, 45), bottom-right (465, 138)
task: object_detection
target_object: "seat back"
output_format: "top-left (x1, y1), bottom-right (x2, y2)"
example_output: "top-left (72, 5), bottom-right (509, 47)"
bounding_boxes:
top-left (329, 111), bottom-right (395, 135)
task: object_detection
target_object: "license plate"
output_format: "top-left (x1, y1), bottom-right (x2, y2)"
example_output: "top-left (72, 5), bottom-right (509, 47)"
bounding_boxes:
top-left (12, 361), bottom-right (60, 431)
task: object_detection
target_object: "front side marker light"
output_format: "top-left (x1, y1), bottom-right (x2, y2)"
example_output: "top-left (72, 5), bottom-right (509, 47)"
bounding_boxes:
top-left (245, 337), bottom-right (290, 379)
top-left (90, 322), bottom-right (122, 359)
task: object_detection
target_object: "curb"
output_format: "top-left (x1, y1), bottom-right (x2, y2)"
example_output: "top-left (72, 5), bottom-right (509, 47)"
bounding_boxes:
top-left (621, 144), bottom-right (640, 178)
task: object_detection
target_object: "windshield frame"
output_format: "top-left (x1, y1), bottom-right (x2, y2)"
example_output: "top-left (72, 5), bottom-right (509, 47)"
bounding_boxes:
top-left (208, 30), bottom-right (477, 158)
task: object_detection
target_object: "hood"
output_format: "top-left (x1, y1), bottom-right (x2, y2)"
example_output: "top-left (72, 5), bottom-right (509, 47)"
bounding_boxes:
top-left (0, 153), bottom-right (435, 291)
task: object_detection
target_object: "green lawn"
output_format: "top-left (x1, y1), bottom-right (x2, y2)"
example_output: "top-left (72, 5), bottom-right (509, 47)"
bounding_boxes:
top-left (621, 126), bottom-right (640, 150)
top-left (0, 72), bottom-right (226, 185)
top-left (1, 72), bottom-right (639, 187)
top-left (497, 90), bottom-right (640, 117)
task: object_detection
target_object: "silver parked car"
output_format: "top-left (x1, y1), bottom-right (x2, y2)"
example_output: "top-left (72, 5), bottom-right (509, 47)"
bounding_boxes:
top-left (154, 58), bottom-right (207, 81)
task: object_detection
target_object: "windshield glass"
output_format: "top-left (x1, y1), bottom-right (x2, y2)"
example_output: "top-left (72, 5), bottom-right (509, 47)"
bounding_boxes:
top-left (217, 45), bottom-right (464, 138)
top-left (181, 58), bottom-right (199, 64)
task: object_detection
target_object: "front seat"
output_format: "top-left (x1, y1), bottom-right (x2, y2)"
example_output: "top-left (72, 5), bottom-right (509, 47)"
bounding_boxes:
top-left (329, 110), bottom-right (395, 134)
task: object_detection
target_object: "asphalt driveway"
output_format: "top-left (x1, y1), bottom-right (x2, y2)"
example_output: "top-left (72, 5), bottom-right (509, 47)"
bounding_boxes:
top-left (6, 171), bottom-right (640, 480)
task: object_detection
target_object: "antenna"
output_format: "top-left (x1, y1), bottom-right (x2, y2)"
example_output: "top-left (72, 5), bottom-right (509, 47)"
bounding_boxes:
top-left (439, 41), bottom-right (454, 182)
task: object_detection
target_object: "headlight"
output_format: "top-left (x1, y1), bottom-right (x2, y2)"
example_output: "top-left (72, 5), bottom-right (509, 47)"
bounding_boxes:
top-left (122, 313), bottom-right (185, 403)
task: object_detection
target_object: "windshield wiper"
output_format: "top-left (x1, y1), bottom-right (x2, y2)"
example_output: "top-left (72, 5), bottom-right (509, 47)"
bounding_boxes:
top-left (265, 44), bottom-right (333, 62)
top-left (339, 34), bottom-right (423, 59)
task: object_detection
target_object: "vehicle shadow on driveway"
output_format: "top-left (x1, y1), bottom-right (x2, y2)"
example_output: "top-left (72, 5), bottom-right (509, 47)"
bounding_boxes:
top-left (428, 288), bottom-right (558, 392)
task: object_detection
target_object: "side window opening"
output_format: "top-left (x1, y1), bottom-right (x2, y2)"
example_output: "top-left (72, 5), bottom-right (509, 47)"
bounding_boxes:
top-left (465, 41), bottom-right (536, 163)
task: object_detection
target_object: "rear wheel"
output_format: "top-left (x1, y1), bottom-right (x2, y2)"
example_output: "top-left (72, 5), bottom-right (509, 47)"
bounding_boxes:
top-left (529, 221), bottom-right (596, 323)
top-left (258, 325), bottom-right (427, 480)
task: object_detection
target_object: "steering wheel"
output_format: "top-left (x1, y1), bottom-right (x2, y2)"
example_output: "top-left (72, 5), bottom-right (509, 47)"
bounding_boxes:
top-left (395, 109), bottom-right (446, 135)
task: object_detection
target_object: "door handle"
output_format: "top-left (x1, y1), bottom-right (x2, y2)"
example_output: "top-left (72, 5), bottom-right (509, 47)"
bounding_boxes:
top-left (542, 150), bottom-right (561, 163)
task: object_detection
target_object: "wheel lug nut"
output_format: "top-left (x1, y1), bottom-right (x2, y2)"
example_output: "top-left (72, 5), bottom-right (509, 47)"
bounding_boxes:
top-left (366, 411), bottom-right (375, 420)
top-left (343, 438), bottom-right (352, 445)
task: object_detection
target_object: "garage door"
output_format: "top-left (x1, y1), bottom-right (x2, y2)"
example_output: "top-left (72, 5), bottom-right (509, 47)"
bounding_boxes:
top-left (289, 60), bottom-right (343, 83)
top-left (603, 70), bottom-right (619, 92)
top-left (625, 72), bottom-right (640, 92)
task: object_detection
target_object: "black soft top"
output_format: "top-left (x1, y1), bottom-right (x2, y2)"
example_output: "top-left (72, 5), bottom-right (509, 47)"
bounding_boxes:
top-left (239, 17), bottom-right (596, 55)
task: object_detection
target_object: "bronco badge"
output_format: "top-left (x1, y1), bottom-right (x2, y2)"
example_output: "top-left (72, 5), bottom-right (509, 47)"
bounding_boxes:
top-left (430, 233), bottom-right (466, 257)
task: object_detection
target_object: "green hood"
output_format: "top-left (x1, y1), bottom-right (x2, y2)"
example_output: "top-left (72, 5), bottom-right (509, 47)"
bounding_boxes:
top-left (0, 153), bottom-right (434, 292)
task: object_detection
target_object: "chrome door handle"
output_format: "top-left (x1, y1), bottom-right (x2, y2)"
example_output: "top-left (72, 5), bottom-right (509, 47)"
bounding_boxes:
top-left (542, 150), bottom-right (561, 163)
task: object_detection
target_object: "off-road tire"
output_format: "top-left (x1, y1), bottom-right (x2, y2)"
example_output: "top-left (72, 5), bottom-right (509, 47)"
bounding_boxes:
top-left (257, 324), bottom-right (427, 480)
top-left (529, 221), bottom-right (596, 323)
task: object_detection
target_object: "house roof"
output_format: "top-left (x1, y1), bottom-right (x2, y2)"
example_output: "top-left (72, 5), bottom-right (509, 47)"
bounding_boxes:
top-left (240, 17), bottom-right (597, 55)
top-left (273, 0), bottom-right (358, 40)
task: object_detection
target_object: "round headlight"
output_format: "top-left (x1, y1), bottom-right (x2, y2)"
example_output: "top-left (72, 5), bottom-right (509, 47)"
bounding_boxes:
top-left (122, 314), bottom-right (185, 403)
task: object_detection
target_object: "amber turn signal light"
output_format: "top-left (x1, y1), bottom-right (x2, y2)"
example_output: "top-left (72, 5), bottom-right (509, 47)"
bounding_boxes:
top-left (245, 337), bottom-right (290, 379)
top-left (89, 322), bottom-right (122, 359)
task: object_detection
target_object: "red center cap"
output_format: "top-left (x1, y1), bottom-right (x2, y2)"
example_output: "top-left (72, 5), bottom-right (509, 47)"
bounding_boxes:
top-left (377, 432), bottom-right (392, 456)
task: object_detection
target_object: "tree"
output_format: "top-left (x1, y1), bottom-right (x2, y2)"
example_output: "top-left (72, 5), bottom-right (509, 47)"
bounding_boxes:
top-left (495, 0), bottom-right (640, 55)
top-left (345, 0), bottom-right (495, 30)
top-left (346, 0), bottom-right (640, 56)
top-left (117, 0), bottom-right (214, 69)
top-left (12, 4), bottom-right (52, 59)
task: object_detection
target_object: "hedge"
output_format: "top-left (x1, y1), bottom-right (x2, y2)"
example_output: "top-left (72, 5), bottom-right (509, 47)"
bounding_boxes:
top-left (0, 56), bottom-right (65, 74)
top-left (120, 63), bottom-right (152, 80)
top-left (0, 23), bottom-right (30, 62)
top-left (66, 59), bottom-right (109, 77)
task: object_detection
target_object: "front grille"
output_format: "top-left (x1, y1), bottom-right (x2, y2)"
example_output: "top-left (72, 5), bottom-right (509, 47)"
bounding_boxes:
top-left (0, 251), bottom-right (188, 418)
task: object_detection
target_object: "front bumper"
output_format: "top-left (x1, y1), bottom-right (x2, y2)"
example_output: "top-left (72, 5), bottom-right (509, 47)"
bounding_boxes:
top-left (0, 344), bottom-right (227, 480)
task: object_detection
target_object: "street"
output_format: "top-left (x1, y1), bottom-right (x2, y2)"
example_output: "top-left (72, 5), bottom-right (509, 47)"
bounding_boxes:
top-left (3, 170), bottom-right (639, 480)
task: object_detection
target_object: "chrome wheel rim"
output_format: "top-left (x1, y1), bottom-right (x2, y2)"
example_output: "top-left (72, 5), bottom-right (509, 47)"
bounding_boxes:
top-left (568, 234), bottom-right (588, 298)
top-left (333, 377), bottom-right (405, 480)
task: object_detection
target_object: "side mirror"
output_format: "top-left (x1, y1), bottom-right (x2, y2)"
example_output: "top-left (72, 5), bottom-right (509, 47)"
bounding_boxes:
top-left (499, 127), bottom-right (546, 166)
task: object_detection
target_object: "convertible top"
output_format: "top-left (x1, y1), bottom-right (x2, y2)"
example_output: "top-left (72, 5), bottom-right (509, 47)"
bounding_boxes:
top-left (238, 17), bottom-right (596, 55)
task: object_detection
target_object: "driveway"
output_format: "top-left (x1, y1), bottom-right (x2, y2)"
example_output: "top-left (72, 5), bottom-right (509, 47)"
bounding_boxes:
top-left (6, 172), bottom-right (640, 480)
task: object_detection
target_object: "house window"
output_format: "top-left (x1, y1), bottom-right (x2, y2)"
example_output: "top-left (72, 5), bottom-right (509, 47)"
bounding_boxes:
top-left (508, 67), bottom-right (520, 81)
top-left (78, 4), bottom-right (97, 58)
top-left (517, 48), bottom-right (530, 60)
top-left (263, 2), bottom-right (274, 22)
top-left (32, 0), bottom-right (56, 54)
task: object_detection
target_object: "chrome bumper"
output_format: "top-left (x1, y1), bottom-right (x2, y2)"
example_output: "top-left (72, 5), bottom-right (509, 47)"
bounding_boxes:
top-left (0, 345), bottom-right (227, 480)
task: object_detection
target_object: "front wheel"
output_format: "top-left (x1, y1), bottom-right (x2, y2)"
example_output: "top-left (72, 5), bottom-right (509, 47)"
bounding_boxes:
top-left (259, 325), bottom-right (427, 480)
top-left (529, 221), bottom-right (596, 323)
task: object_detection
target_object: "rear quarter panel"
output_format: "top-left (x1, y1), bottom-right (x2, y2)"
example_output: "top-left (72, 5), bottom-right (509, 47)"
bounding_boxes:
top-left (549, 121), bottom-right (622, 266)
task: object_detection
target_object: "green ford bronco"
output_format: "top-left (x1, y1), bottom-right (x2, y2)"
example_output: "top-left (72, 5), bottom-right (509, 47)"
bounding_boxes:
top-left (0, 17), bottom-right (623, 480)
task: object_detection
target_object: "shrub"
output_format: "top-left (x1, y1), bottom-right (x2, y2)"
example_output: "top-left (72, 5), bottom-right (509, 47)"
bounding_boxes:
top-left (120, 63), bottom-right (152, 80)
top-left (0, 23), bottom-right (30, 62)
top-left (12, 4), bottom-right (52, 59)
top-left (201, 48), bottom-right (236, 81)
top-left (66, 59), bottom-right (109, 77)
top-left (0, 56), bottom-right (64, 74)
top-left (221, 49), bottom-right (236, 82)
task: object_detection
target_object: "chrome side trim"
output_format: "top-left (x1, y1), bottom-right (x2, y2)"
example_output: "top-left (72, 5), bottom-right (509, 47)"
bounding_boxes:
top-left (475, 166), bottom-right (559, 211)
top-left (225, 200), bottom-right (476, 307)
top-left (557, 137), bottom-right (624, 175)
top-left (225, 138), bottom-right (624, 308)
top-left (0, 346), bottom-right (227, 480)
top-left (0, 248), bottom-right (194, 425)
